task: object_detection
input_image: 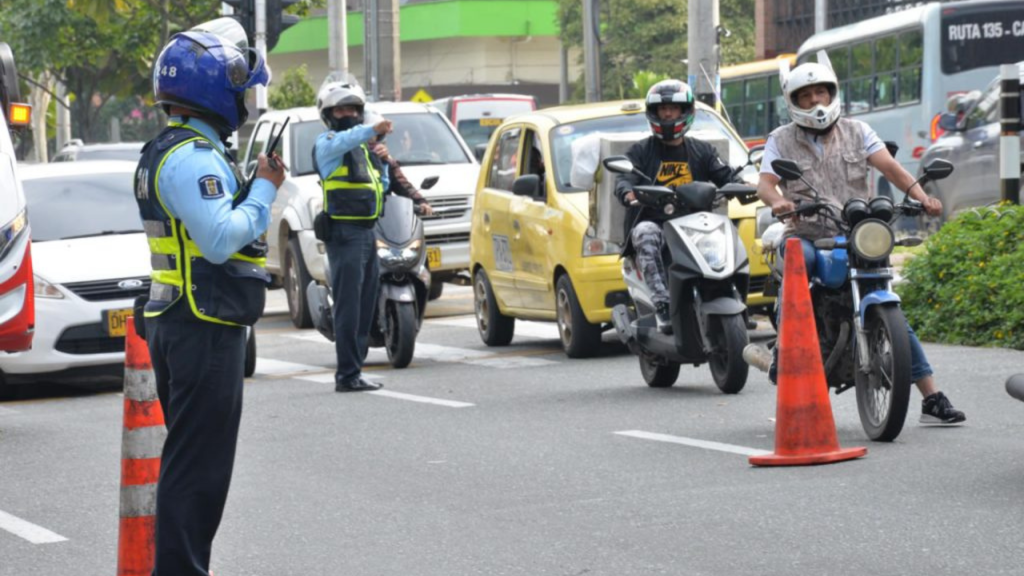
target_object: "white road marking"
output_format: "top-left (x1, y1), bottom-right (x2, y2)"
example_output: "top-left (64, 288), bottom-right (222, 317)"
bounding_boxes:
top-left (254, 357), bottom-right (327, 376)
top-left (0, 406), bottom-right (18, 416)
top-left (367, 390), bottom-right (474, 408)
top-left (428, 316), bottom-right (562, 341)
top-left (614, 430), bottom-right (771, 457)
top-left (0, 510), bottom-right (67, 544)
top-left (294, 372), bottom-right (385, 384)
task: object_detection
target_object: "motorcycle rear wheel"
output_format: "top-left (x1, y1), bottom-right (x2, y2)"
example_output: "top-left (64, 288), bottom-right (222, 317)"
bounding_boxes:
top-left (385, 301), bottom-right (417, 369)
top-left (639, 353), bottom-right (680, 388)
top-left (708, 313), bottom-right (749, 394)
top-left (855, 306), bottom-right (912, 442)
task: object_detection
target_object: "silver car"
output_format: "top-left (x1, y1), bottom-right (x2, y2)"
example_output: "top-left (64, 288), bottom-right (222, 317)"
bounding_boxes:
top-left (918, 61), bottom-right (1023, 226)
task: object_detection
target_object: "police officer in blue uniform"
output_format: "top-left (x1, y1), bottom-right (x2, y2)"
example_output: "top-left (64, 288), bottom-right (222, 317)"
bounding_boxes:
top-left (313, 82), bottom-right (391, 391)
top-left (133, 18), bottom-right (285, 575)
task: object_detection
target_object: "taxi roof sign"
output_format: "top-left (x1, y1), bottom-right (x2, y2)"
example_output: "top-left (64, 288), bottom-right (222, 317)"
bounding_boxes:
top-left (410, 89), bottom-right (433, 103)
top-left (8, 103), bottom-right (30, 126)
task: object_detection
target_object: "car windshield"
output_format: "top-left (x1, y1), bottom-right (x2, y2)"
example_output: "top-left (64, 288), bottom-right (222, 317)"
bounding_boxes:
top-left (457, 119), bottom-right (501, 150)
top-left (291, 112), bottom-right (471, 177)
top-left (549, 109), bottom-right (751, 192)
top-left (21, 171), bottom-right (143, 242)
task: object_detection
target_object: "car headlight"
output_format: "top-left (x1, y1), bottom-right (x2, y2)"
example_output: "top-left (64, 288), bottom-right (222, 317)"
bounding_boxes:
top-left (685, 227), bottom-right (728, 271)
top-left (582, 234), bottom-right (621, 257)
top-left (34, 275), bottom-right (64, 299)
top-left (755, 206), bottom-right (777, 239)
top-left (850, 220), bottom-right (894, 261)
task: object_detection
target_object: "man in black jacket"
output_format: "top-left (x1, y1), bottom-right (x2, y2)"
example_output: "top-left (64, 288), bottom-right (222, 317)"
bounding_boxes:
top-left (615, 79), bottom-right (739, 334)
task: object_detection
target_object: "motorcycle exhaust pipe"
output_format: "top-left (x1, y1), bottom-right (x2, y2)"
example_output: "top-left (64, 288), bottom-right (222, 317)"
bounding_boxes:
top-left (1007, 374), bottom-right (1024, 403)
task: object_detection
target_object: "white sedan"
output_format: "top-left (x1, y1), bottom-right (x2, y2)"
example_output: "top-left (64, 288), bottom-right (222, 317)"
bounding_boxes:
top-left (2, 161), bottom-right (256, 391)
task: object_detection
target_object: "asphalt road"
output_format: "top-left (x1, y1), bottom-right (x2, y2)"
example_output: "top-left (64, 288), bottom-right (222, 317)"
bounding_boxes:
top-left (2, 286), bottom-right (1023, 576)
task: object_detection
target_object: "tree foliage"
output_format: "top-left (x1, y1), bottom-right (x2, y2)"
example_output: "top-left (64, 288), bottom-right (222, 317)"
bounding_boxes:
top-left (557, 0), bottom-right (756, 102)
top-left (269, 64), bottom-right (316, 110)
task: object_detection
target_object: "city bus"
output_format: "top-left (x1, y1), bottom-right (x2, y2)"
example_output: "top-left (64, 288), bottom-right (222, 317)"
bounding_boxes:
top-left (796, 0), bottom-right (1024, 198)
top-left (720, 54), bottom-right (796, 148)
top-left (0, 42), bottom-right (34, 353)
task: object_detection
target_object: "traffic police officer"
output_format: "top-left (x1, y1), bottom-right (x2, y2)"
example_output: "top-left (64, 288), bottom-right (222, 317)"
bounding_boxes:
top-left (313, 82), bottom-right (391, 391)
top-left (133, 18), bottom-right (285, 574)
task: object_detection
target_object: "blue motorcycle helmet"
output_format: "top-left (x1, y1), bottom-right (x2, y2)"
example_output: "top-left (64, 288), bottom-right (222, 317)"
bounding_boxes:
top-left (153, 18), bottom-right (270, 138)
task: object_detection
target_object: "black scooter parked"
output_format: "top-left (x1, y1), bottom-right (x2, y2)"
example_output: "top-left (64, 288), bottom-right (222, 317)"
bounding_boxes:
top-left (307, 177), bottom-right (437, 368)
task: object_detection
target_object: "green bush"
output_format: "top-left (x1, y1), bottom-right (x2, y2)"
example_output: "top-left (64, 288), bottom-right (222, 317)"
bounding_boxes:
top-left (899, 205), bottom-right (1024, 349)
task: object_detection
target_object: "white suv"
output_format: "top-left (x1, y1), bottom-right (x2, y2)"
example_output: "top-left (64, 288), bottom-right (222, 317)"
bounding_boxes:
top-left (244, 103), bottom-right (479, 328)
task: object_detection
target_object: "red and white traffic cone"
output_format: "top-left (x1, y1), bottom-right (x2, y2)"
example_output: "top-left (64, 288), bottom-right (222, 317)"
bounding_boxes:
top-left (116, 318), bottom-right (165, 576)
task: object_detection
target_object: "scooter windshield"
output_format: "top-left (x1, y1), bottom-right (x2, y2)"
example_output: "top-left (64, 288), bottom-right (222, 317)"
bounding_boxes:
top-left (375, 195), bottom-right (419, 246)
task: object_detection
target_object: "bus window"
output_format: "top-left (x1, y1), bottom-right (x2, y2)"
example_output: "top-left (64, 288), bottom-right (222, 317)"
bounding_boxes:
top-left (874, 36), bottom-right (897, 109)
top-left (941, 3), bottom-right (1024, 75)
top-left (719, 54), bottom-right (796, 147)
top-left (848, 41), bottom-right (873, 115)
top-left (897, 30), bottom-right (923, 104)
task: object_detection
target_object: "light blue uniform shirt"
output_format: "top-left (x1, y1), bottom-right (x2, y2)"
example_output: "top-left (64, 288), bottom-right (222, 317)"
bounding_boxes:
top-left (158, 117), bottom-right (277, 264)
top-left (314, 124), bottom-right (390, 191)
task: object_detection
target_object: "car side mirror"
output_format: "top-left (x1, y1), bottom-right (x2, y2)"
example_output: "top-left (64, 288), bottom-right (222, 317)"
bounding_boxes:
top-left (884, 140), bottom-right (899, 158)
top-left (420, 175), bottom-right (439, 190)
top-left (602, 155), bottom-right (634, 174)
top-left (771, 159), bottom-right (803, 181)
top-left (923, 159), bottom-right (954, 181)
top-left (511, 174), bottom-right (541, 198)
top-left (473, 143), bottom-right (487, 162)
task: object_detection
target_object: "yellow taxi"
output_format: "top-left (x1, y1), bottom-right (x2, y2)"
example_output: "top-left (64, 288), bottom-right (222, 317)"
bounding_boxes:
top-left (470, 100), bottom-right (773, 357)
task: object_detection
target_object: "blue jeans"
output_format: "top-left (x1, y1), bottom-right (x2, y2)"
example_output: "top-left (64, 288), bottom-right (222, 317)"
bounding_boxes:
top-left (326, 221), bottom-right (380, 384)
top-left (777, 237), bottom-right (933, 382)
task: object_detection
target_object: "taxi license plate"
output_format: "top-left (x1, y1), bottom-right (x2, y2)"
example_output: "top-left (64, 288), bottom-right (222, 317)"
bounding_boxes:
top-left (479, 118), bottom-right (502, 127)
top-left (104, 308), bottom-right (133, 337)
top-left (427, 247), bottom-right (441, 270)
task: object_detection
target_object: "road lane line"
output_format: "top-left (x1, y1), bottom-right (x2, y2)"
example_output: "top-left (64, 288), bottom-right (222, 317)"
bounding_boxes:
top-left (0, 406), bottom-right (18, 416)
top-left (428, 316), bottom-right (562, 340)
top-left (614, 430), bottom-right (771, 457)
top-left (253, 358), bottom-right (327, 376)
top-left (367, 390), bottom-right (474, 408)
top-left (0, 510), bottom-right (67, 544)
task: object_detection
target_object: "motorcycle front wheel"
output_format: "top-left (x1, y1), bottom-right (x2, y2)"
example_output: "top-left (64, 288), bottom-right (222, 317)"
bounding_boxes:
top-left (855, 305), bottom-right (912, 442)
top-left (708, 313), bottom-right (750, 394)
top-left (385, 301), bottom-right (417, 369)
top-left (639, 353), bottom-right (680, 388)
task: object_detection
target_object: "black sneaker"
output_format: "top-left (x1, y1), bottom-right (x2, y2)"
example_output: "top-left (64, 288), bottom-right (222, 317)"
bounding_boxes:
top-left (920, 391), bottom-right (966, 425)
top-left (655, 302), bottom-right (672, 335)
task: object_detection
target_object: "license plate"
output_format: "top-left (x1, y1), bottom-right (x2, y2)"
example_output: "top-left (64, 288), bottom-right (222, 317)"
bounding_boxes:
top-left (479, 118), bottom-right (502, 127)
top-left (104, 308), bottom-right (133, 337)
top-left (427, 246), bottom-right (441, 269)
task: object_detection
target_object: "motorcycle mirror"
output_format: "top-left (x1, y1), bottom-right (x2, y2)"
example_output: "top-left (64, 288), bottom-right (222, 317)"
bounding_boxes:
top-left (771, 159), bottom-right (803, 181)
top-left (602, 156), bottom-right (634, 174)
top-left (884, 141), bottom-right (899, 158)
top-left (747, 145), bottom-right (765, 166)
top-left (923, 159), bottom-right (954, 181)
top-left (420, 175), bottom-right (439, 190)
top-left (897, 237), bottom-right (924, 248)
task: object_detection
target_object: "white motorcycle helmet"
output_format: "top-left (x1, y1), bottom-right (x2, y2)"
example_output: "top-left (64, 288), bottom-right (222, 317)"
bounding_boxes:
top-left (316, 81), bottom-right (367, 130)
top-left (780, 53), bottom-right (841, 131)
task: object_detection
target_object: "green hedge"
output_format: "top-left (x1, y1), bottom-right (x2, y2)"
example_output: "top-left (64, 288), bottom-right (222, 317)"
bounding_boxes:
top-left (899, 205), bottom-right (1024, 350)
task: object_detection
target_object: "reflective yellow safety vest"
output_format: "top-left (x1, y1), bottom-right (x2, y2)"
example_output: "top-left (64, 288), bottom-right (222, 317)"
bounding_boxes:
top-left (321, 143), bottom-right (385, 221)
top-left (134, 124), bottom-right (269, 326)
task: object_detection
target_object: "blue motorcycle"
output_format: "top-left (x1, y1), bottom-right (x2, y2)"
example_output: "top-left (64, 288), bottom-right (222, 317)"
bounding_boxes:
top-left (766, 157), bottom-right (953, 441)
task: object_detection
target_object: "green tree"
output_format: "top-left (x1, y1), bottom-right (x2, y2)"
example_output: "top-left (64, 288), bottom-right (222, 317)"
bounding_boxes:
top-left (557, 0), bottom-right (756, 102)
top-left (269, 64), bottom-right (316, 110)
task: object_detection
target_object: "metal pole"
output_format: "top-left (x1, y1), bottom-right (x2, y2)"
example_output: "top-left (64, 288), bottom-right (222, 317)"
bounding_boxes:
top-left (364, 0), bottom-right (380, 101)
top-left (378, 0), bottom-right (400, 101)
top-left (688, 0), bottom-right (719, 108)
top-left (255, 0), bottom-right (268, 114)
top-left (815, 0), bottom-right (827, 33)
top-left (999, 63), bottom-right (1021, 204)
top-left (328, 0), bottom-right (349, 82)
top-left (582, 0), bottom-right (600, 103)
top-left (559, 43), bottom-right (569, 104)
top-left (56, 81), bottom-right (71, 148)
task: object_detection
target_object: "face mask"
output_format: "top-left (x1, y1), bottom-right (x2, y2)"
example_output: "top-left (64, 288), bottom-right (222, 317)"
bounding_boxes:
top-left (331, 115), bottom-right (362, 131)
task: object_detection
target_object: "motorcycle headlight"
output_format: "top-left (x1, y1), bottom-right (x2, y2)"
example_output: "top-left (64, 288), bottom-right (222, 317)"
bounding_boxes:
top-left (34, 275), bottom-right (64, 299)
top-left (755, 206), bottom-right (777, 239)
top-left (685, 227), bottom-right (728, 271)
top-left (377, 238), bottom-right (422, 265)
top-left (850, 219), bottom-right (894, 261)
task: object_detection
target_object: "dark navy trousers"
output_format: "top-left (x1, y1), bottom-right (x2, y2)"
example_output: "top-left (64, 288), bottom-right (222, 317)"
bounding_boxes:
top-left (148, 303), bottom-right (246, 576)
top-left (326, 221), bottom-right (380, 384)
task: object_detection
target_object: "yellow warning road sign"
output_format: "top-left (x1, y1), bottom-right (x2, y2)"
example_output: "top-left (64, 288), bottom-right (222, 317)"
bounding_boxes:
top-left (410, 89), bottom-right (433, 103)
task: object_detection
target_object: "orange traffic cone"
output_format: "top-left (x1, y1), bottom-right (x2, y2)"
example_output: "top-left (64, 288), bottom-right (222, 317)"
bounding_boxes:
top-left (116, 318), bottom-right (166, 575)
top-left (749, 237), bottom-right (866, 467)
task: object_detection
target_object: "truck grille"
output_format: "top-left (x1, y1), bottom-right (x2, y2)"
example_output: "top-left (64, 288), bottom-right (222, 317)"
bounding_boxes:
top-left (421, 196), bottom-right (470, 221)
top-left (55, 323), bottom-right (125, 355)
top-left (426, 232), bottom-right (471, 245)
top-left (63, 277), bottom-right (151, 302)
